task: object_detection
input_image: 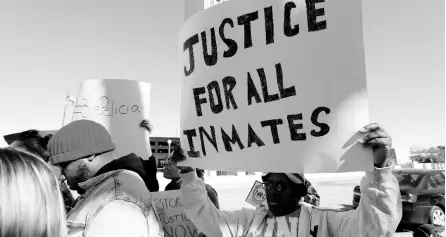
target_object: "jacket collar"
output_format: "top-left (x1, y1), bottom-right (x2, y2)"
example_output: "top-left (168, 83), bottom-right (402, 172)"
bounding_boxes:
top-left (78, 169), bottom-right (124, 194)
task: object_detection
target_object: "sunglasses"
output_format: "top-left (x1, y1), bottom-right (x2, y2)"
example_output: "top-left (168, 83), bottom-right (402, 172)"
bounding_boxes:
top-left (262, 182), bottom-right (288, 192)
top-left (56, 153), bottom-right (100, 171)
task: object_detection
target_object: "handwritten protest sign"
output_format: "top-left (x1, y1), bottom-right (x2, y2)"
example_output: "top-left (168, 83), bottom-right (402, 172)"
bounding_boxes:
top-left (152, 191), bottom-right (200, 237)
top-left (246, 181), bottom-right (268, 208)
top-left (72, 79), bottom-right (152, 158)
top-left (178, 0), bottom-right (372, 173)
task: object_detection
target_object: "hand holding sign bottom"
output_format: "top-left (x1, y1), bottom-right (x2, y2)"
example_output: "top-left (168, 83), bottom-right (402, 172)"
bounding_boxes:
top-left (170, 144), bottom-right (195, 174)
top-left (358, 123), bottom-right (392, 168)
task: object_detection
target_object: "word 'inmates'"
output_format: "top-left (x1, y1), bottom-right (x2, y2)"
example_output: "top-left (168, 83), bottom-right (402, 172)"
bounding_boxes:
top-left (183, 0), bottom-right (327, 76)
top-left (183, 106), bottom-right (330, 157)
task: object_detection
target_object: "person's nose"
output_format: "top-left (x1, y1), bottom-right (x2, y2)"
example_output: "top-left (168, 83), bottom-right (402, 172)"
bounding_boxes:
top-left (59, 174), bottom-right (67, 182)
top-left (267, 185), bottom-right (280, 197)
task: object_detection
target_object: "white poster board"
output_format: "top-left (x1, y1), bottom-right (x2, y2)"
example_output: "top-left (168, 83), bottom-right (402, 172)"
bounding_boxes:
top-left (72, 79), bottom-right (152, 159)
top-left (152, 191), bottom-right (200, 237)
top-left (179, 0), bottom-right (372, 173)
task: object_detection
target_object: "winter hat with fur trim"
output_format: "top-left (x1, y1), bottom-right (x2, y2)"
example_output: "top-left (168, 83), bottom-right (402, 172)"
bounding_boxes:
top-left (48, 120), bottom-right (115, 165)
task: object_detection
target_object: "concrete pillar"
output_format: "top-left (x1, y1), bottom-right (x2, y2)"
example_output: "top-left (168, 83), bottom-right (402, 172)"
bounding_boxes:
top-left (207, 170), bottom-right (217, 177)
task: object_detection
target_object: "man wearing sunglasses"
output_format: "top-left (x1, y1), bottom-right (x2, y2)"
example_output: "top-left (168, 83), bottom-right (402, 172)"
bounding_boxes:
top-left (260, 173), bottom-right (316, 216)
top-left (177, 123), bottom-right (402, 237)
top-left (48, 120), bottom-right (163, 237)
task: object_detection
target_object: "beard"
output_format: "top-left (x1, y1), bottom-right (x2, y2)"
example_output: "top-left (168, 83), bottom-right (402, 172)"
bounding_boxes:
top-left (66, 160), bottom-right (92, 195)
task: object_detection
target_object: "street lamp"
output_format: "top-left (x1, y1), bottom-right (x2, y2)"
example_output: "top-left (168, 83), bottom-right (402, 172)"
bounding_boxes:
top-left (167, 139), bottom-right (172, 157)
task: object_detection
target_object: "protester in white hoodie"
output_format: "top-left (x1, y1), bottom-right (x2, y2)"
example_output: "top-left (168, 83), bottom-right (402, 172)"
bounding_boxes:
top-left (177, 123), bottom-right (402, 237)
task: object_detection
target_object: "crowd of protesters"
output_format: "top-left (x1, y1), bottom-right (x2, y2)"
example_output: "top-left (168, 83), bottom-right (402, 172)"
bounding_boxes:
top-left (0, 118), bottom-right (409, 237)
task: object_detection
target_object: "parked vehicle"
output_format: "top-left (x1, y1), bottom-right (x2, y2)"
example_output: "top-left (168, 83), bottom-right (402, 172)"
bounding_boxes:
top-left (352, 169), bottom-right (445, 227)
top-left (413, 224), bottom-right (445, 237)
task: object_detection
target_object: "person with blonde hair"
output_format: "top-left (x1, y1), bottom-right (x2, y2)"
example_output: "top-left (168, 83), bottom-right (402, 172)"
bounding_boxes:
top-left (0, 147), bottom-right (67, 237)
top-left (6, 129), bottom-right (75, 213)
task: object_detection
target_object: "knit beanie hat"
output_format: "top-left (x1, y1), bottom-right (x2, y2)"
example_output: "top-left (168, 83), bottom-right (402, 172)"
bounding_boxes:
top-left (48, 120), bottom-right (116, 165)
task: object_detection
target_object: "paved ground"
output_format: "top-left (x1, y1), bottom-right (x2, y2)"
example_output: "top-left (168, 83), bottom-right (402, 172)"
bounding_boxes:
top-left (157, 173), bottom-right (414, 236)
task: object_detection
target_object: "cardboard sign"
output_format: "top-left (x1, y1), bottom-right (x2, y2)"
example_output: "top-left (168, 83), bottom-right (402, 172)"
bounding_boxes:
top-left (178, 0), bottom-right (373, 173)
top-left (246, 181), bottom-right (268, 208)
top-left (72, 79), bottom-right (152, 158)
top-left (152, 191), bottom-right (200, 237)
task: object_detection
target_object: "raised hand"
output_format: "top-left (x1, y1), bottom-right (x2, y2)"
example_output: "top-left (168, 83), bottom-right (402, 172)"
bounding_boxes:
top-left (359, 123), bottom-right (392, 168)
top-left (139, 119), bottom-right (153, 134)
top-left (170, 143), bottom-right (195, 174)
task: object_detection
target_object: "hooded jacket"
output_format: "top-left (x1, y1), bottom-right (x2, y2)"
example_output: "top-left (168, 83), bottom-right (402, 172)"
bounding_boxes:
top-left (180, 164), bottom-right (402, 237)
top-left (65, 154), bottom-right (163, 237)
top-left (95, 153), bottom-right (159, 192)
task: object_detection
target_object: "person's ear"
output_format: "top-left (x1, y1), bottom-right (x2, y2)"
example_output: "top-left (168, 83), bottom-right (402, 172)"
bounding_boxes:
top-left (87, 154), bottom-right (96, 162)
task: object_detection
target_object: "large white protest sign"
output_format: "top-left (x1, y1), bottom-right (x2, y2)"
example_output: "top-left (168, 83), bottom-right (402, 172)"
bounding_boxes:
top-left (72, 79), bottom-right (152, 158)
top-left (152, 191), bottom-right (200, 237)
top-left (179, 0), bottom-right (372, 173)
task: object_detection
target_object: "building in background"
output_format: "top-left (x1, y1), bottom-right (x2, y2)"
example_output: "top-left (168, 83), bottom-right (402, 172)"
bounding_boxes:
top-left (152, 136), bottom-right (256, 177)
top-left (184, 0), bottom-right (229, 21)
top-left (150, 136), bottom-right (180, 168)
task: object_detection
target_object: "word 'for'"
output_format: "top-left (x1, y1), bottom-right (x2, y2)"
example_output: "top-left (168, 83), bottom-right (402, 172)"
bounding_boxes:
top-left (192, 63), bottom-right (295, 117)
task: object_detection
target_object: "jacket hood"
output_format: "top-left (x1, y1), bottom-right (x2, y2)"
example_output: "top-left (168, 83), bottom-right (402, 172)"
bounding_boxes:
top-left (95, 153), bottom-right (151, 190)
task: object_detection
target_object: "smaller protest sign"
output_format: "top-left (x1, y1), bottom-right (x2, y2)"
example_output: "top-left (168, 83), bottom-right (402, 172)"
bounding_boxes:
top-left (152, 190), bottom-right (200, 237)
top-left (245, 181), bottom-right (268, 208)
top-left (72, 79), bottom-right (152, 159)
